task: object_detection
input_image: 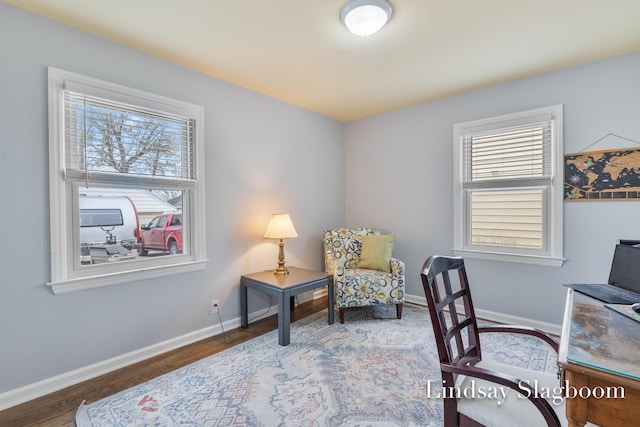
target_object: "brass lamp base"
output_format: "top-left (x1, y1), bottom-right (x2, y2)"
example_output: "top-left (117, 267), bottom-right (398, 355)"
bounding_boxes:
top-left (273, 266), bottom-right (289, 276)
top-left (273, 238), bottom-right (290, 276)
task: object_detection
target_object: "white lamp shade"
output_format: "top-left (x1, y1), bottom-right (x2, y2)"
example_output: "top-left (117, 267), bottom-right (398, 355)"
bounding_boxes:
top-left (341, 0), bottom-right (392, 37)
top-left (264, 213), bottom-right (298, 239)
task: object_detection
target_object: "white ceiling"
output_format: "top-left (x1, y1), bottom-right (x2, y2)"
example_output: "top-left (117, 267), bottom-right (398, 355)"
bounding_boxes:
top-left (4, 0), bottom-right (640, 122)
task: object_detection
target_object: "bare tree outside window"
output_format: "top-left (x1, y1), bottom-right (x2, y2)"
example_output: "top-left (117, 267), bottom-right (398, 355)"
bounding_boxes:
top-left (66, 94), bottom-right (192, 185)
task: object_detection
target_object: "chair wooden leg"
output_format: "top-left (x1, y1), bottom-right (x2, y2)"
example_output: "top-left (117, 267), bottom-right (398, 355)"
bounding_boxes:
top-left (339, 308), bottom-right (345, 324)
top-left (443, 397), bottom-right (460, 427)
top-left (396, 303), bottom-right (403, 319)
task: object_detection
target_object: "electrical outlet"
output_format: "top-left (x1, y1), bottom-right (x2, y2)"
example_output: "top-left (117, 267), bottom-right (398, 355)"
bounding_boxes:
top-left (210, 299), bottom-right (219, 314)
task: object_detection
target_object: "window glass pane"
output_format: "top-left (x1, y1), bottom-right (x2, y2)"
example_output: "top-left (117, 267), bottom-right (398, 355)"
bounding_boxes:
top-left (463, 122), bottom-right (551, 182)
top-left (64, 92), bottom-right (195, 180)
top-left (78, 187), bottom-right (185, 266)
top-left (470, 189), bottom-right (543, 248)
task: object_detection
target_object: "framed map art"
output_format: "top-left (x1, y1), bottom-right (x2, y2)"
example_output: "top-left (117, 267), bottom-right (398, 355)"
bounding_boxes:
top-left (564, 147), bottom-right (640, 201)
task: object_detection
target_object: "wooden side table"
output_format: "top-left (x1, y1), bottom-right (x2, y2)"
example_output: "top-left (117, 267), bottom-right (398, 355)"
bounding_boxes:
top-left (240, 267), bottom-right (334, 346)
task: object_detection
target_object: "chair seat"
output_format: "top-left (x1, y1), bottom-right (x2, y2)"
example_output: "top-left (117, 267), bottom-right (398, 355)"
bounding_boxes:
top-left (457, 360), bottom-right (566, 427)
top-left (338, 267), bottom-right (403, 306)
top-left (346, 267), bottom-right (395, 278)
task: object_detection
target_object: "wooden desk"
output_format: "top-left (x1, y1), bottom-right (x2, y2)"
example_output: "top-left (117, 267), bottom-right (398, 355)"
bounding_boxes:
top-left (240, 267), bottom-right (334, 346)
top-left (558, 289), bottom-right (640, 427)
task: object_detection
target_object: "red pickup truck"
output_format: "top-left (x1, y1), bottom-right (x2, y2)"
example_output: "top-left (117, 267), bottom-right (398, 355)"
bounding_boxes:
top-left (136, 212), bottom-right (183, 255)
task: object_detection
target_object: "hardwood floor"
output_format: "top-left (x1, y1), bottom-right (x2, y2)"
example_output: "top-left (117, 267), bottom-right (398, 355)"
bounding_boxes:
top-left (0, 297), bottom-right (328, 427)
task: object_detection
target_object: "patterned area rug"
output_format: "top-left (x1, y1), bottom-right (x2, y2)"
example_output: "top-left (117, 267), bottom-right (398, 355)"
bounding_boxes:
top-left (76, 304), bottom-right (557, 426)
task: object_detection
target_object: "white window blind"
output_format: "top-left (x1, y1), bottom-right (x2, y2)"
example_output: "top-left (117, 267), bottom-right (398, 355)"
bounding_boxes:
top-left (462, 120), bottom-right (552, 249)
top-left (462, 120), bottom-right (552, 184)
top-left (63, 92), bottom-right (197, 188)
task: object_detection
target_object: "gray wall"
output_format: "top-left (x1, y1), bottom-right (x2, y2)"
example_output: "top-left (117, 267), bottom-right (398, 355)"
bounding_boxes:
top-left (0, 4), bottom-right (345, 394)
top-left (345, 50), bottom-right (640, 326)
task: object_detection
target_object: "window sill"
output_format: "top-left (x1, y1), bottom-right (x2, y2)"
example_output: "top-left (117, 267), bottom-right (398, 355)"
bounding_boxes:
top-left (47, 259), bottom-right (208, 294)
top-left (451, 249), bottom-right (565, 267)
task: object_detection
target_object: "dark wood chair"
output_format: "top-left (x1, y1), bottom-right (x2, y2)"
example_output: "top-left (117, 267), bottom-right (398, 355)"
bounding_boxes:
top-left (420, 255), bottom-right (564, 427)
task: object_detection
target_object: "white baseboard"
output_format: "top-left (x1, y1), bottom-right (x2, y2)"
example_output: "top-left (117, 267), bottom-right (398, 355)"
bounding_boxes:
top-left (0, 313), bottom-right (242, 411)
top-left (473, 305), bottom-right (562, 337)
top-left (0, 291), bottom-right (560, 411)
top-left (404, 292), bottom-right (562, 336)
top-left (0, 301), bottom-right (290, 411)
top-left (312, 288), bottom-right (328, 300)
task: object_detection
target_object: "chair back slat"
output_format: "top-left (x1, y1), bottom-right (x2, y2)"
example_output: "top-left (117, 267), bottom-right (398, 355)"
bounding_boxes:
top-left (421, 255), bottom-right (481, 368)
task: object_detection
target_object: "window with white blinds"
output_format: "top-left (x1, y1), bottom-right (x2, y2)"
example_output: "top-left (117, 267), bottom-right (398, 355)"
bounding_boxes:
top-left (453, 105), bottom-right (564, 266)
top-left (48, 67), bottom-right (207, 293)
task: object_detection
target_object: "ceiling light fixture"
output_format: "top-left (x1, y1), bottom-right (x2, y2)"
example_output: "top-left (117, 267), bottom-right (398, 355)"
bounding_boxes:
top-left (340, 0), bottom-right (393, 37)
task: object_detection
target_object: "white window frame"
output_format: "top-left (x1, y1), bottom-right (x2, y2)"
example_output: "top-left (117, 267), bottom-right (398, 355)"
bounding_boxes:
top-left (47, 67), bottom-right (207, 294)
top-left (452, 105), bottom-right (565, 267)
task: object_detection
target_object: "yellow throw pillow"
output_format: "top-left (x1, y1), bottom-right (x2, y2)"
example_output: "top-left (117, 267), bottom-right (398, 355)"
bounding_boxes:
top-left (357, 234), bottom-right (395, 273)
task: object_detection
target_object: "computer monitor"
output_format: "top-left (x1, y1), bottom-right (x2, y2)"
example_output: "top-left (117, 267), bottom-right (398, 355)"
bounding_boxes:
top-left (608, 243), bottom-right (640, 292)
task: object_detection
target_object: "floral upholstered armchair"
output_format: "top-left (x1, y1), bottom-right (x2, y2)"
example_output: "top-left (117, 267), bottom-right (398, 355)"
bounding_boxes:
top-left (324, 227), bottom-right (405, 323)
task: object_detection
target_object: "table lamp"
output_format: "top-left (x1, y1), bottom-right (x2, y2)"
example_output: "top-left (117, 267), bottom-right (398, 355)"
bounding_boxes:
top-left (264, 213), bottom-right (298, 276)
